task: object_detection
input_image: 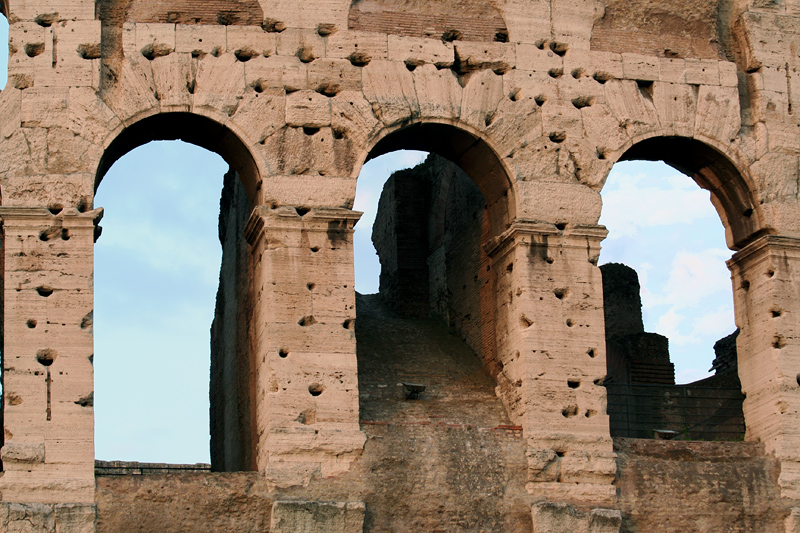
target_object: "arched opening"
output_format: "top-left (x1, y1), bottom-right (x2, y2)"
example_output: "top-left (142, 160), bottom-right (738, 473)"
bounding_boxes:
top-left (94, 113), bottom-right (258, 471)
top-left (355, 122), bottom-right (514, 378)
top-left (97, 112), bottom-right (261, 203)
top-left (601, 138), bottom-right (754, 441)
top-left (352, 124), bottom-right (517, 526)
top-left (619, 137), bottom-right (761, 250)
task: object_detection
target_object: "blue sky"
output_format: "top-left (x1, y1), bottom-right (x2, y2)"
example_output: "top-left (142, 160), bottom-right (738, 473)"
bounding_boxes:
top-left (0, 22), bottom-right (735, 463)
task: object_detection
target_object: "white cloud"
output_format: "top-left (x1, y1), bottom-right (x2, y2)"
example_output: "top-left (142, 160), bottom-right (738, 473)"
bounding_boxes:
top-left (98, 222), bottom-right (221, 286)
top-left (691, 305), bottom-right (736, 339)
top-left (655, 307), bottom-right (698, 346)
top-left (600, 172), bottom-right (716, 237)
top-left (662, 249), bottom-right (732, 309)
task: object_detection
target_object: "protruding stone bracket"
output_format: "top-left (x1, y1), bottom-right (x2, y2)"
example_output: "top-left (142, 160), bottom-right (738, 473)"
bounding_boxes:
top-left (245, 205), bottom-right (363, 247)
top-left (270, 500), bottom-right (365, 533)
top-left (0, 206), bottom-right (104, 230)
top-left (1, 439), bottom-right (46, 465)
top-left (484, 219), bottom-right (608, 259)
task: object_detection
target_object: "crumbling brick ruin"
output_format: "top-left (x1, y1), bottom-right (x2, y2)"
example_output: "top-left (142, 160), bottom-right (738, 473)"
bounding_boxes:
top-left (3, 0), bottom-right (800, 530)
top-left (599, 262), bottom-right (745, 441)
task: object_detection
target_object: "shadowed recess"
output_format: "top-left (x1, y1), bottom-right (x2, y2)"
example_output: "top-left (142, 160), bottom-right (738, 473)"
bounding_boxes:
top-left (123, 0), bottom-right (263, 25)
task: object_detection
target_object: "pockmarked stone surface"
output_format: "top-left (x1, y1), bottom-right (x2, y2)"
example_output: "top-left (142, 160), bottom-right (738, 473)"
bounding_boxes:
top-left (270, 500), bottom-right (365, 533)
top-left (2, 0), bottom-right (800, 530)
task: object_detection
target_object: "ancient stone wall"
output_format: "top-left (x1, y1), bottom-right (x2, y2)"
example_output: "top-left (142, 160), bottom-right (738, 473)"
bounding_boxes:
top-left (371, 164), bottom-right (431, 317)
top-left (2, 0), bottom-right (800, 529)
top-left (371, 155), bottom-right (487, 358)
top-left (210, 168), bottom-right (255, 472)
top-left (93, 438), bottom-right (789, 531)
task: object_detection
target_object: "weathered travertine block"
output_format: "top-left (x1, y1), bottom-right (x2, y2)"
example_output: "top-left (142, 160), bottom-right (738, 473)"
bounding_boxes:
top-left (488, 220), bottom-right (615, 504)
top-left (531, 501), bottom-right (621, 533)
top-left (729, 236), bottom-right (800, 502)
top-left (0, 207), bottom-right (99, 505)
top-left (270, 500), bottom-right (365, 533)
top-left (3, 0), bottom-right (800, 528)
top-left (245, 207), bottom-right (365, 484)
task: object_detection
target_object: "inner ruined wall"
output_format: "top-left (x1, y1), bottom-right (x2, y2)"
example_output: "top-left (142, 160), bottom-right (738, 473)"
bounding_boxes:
top-left (600, 263), bottom-right (674, 386)
top-left (209, 168), bottom-right (255, 472)
top-left (371, 155), bottom-right (488, 363)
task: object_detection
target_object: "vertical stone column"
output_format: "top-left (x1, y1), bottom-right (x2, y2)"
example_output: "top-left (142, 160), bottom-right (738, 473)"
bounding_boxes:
top-left (0, 207), bottom-right (99, 507)
top-left (728, 235), bottom-right (800, 502)
top-left (245, 206), bottom-right (366, 486)
top-left (487, 220), bottom-right (616, 505)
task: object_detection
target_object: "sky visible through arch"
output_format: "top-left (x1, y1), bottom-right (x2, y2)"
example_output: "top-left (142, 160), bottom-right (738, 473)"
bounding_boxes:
top-left (1, 16), bottom-right (7, 87)
top-left (0, 26), bottom-right (734, 462)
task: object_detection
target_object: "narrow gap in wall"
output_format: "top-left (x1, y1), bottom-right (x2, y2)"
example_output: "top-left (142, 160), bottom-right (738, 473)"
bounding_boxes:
top-left (94, 141), bottom-right (226, 465)
top-left (0, 12), bottom-right (9, 468)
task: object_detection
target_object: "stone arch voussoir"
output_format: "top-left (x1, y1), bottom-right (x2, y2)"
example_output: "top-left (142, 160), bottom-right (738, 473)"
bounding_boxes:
top-left (360, 118), bottom-right (517, 236)
top-left (97, 109), bottom-right (265, 204)
top-left (603, 130), bottom-right (764, 250)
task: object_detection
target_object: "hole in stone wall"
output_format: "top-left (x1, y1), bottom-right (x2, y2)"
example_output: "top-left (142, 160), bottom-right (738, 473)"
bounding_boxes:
top-left (298, 315), bottom-right (317, 326)
top-left (26, 319), bottom-right (37, 328)
top-left (308, 383), bottom-right (324, 396)
top-left (567, 380), bottom-right (580, 389)
top-left (36, 349), bottom-right (57, 366)
top-left (95, 141), bottom-right (227, 466)
top-left (36, 286), bottom-right (54, 297)
top-left (279, 349), bottom-right (289, 358)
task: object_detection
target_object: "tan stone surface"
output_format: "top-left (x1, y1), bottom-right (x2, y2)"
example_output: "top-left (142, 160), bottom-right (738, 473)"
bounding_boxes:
top-left (2, 0), bottom-right (800, 530)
